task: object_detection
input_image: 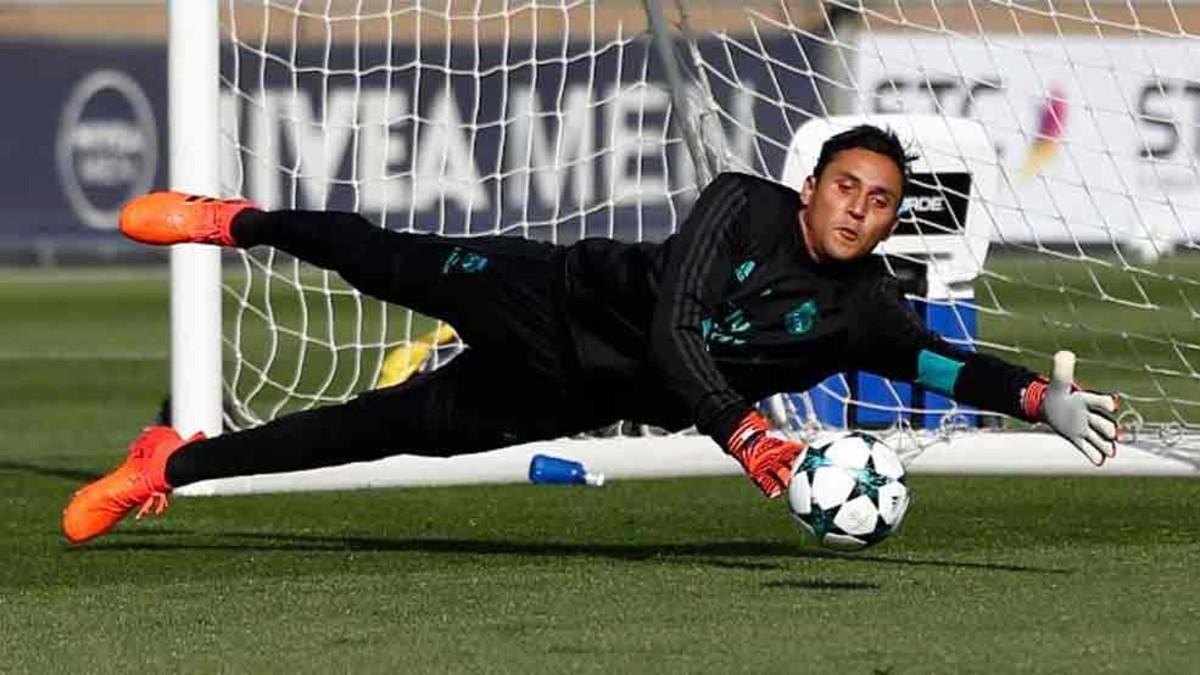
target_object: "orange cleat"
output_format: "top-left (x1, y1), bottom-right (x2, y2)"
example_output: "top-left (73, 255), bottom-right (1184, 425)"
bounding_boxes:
top-left (119, 191), bottom-right (256, 247)
top-left (61, 426), bottom-right (200, 544)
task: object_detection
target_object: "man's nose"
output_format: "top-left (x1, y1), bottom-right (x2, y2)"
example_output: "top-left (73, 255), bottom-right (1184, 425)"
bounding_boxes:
top-left (848, 193), bottom-right (867, 219)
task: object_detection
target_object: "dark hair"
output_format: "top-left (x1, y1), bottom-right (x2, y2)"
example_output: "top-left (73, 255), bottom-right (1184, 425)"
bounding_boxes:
top-left (811, 124), bottom-right (917, 200)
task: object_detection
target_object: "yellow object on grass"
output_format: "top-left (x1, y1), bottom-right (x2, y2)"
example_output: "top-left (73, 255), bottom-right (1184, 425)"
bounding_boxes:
top-left (375, 323), bottom-right (459, 388)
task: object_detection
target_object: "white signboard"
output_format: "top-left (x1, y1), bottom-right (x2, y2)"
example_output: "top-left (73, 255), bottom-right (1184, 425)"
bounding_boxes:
top-left (853, 34), bottom-right (1200, 245)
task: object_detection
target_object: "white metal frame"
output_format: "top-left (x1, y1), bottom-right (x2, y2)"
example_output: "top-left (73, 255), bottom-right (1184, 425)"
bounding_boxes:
top-left (168, 0), bottom-right (223, 438)
top-left (177, 432), bottom-right (1196, 496)
top-left (169, 2), bottom-right (1198, 497)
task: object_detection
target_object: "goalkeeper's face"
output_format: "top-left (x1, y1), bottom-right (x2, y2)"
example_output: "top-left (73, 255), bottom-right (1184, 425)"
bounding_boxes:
top-left (799, 148), bottom-right (902, 263)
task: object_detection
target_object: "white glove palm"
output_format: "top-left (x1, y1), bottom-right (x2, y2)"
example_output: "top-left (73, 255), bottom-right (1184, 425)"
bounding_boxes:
top-left (1041, 351), bottom-right (1120, 466)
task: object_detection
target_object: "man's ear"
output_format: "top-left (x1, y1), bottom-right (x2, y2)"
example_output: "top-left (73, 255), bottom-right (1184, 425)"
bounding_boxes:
top-left (800, 175), bottom-right (816, 207)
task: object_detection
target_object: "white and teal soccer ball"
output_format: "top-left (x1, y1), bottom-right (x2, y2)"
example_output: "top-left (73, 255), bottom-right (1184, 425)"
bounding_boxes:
top-left (787, 431), bottom-right (911, 551)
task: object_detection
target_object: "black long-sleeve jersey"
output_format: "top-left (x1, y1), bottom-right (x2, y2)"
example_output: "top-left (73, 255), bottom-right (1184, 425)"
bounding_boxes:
top-left (560, 172), bottom-right (1042, 449)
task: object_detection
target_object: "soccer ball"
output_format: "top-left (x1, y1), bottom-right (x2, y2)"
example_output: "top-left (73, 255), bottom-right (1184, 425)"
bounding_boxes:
top-left (787, 431), bottom-right (911, 551)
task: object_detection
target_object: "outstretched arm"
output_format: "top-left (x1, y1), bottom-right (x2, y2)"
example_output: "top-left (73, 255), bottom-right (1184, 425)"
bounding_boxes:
top-left (649, 173), bottom-right (805, 496)
top-left (855, 277), bottom-right (1119, 465)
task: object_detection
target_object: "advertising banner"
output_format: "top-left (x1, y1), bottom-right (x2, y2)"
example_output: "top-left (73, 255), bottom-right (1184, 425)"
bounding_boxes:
top-left (853, 34), bottom-right (1200, 244)
top-left (0, 34), bottom-right (820, 252)
top-left (0, 42), bottom-right (167, 249)
top-left (216, 34), bottom-right (818, 243)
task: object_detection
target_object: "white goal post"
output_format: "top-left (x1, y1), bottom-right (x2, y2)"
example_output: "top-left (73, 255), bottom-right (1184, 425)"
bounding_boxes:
top-left (170, 1), bottom-right (1199, 495)
top-left (168, 0), bottom-right (223, 439)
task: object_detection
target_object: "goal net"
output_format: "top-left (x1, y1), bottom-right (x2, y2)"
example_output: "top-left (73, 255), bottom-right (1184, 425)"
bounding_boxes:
top-left (178, 0), bottom-right (1200, 494)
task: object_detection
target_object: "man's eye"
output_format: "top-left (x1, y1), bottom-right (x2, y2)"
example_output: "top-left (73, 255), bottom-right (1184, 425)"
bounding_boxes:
top-left (872, 197), bottom-right (890, 209)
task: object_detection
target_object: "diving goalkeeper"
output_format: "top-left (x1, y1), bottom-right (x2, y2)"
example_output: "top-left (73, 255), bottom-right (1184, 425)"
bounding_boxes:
top-left (62, 125), bottom-right (1119, 544)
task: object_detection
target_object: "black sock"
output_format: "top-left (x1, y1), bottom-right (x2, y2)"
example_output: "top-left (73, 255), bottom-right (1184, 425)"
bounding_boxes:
top-left (230, 208), bottom-right (272, 248)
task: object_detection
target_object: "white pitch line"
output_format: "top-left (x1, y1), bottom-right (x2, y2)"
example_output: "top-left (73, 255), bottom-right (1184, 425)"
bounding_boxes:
top-left (0, 268), bottom-right (171, 284)
top-left (0, 351), bottom-right (168, 361)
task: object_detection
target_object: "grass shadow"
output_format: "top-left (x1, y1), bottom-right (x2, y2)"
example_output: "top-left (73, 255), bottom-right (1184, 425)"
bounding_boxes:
top-left (762, 579), bottom-right (879, 591)
top-left (0, 460), bottom-right (100, 483)
top-left (82, 529), bottom-right (1070, 575)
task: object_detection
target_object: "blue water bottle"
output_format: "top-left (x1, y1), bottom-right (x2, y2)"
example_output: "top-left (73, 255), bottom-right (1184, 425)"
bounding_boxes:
top-left (528, 454), bottom-right (605, 486)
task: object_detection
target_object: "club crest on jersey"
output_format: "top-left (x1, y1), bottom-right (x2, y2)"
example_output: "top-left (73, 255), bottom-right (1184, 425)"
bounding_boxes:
top-left (700, 308), bottom-right (750, 347)
top-left (785, 299), bottom-right (818, 335)
top-left (441, 247), bottom-right (489, 274)
top-left (734, 259), bottom-right (757, 283)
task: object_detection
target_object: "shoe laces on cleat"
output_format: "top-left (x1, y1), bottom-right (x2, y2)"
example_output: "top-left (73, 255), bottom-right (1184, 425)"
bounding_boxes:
top-left (135, 492), bottom-right (170, 520)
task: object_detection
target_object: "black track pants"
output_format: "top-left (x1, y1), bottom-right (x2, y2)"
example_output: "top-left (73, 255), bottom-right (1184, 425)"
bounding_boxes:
top-left (166, 211), bottom-right (612, 488)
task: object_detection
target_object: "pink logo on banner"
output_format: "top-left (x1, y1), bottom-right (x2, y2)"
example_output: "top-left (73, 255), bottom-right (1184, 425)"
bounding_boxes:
top-left (1020, 86), bottom-right (1068, 179)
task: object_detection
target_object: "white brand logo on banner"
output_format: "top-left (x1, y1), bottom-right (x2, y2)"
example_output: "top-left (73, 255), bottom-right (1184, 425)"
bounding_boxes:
top-left (217, 85), bottom-right (759, 215)
top-left (900, 195), bottom-right (947, 214)
top-left (56, 70), bottom-right (158, 230)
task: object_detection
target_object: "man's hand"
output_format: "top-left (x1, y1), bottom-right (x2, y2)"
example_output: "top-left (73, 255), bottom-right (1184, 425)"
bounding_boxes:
top-left (727, 411), bottom-right (808, 498)
top-left (1026, 351), bottom-right (1120, 466)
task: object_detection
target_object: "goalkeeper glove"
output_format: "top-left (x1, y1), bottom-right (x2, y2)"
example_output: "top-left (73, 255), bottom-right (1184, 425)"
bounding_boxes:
top-left (726, 410), bottom-right (807, 498)
top-left (1023, 350), bottom-right (1120, 466)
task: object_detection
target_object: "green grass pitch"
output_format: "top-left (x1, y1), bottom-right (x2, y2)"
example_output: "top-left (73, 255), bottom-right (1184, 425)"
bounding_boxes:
top-left (0, 261), bottom-right (1197, 673)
